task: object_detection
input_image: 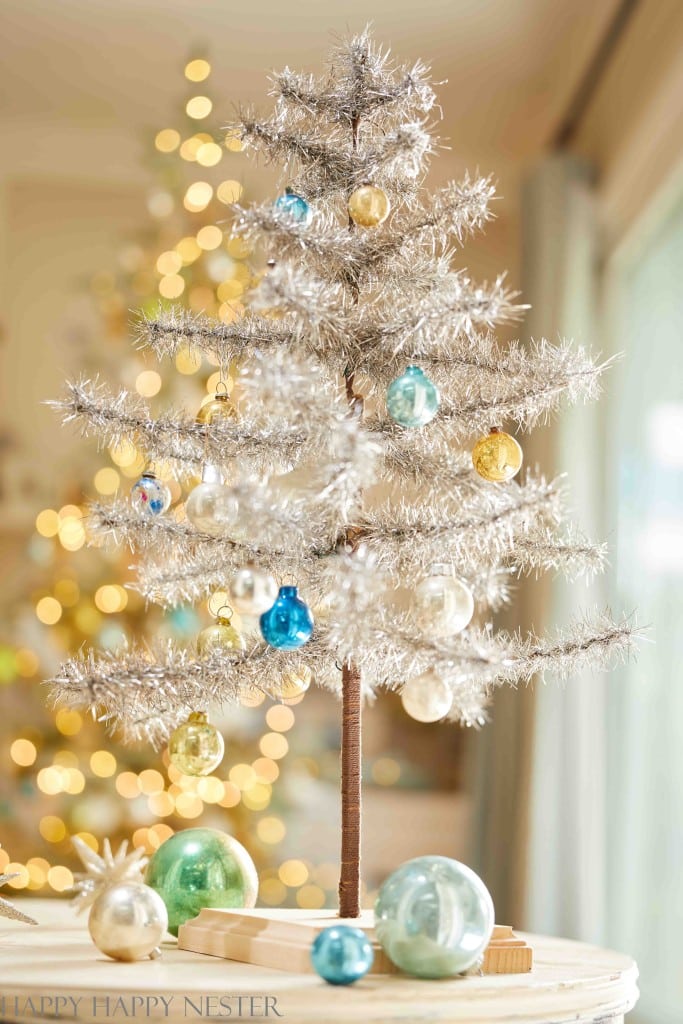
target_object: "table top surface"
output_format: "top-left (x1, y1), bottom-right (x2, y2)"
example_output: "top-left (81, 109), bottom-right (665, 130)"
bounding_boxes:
top-left (0, 899), bottom-right (639, 1024)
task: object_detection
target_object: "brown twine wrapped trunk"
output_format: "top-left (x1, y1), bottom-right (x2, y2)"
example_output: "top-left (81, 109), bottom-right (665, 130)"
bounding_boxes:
top-left (338, 659), bottom-right (362, 918)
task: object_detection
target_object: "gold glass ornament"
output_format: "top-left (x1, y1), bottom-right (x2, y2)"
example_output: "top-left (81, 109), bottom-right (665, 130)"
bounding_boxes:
top-left (348, 185), bottom-right (391, 228)
top-left (196, 389), bottom-right (238, 425)
top-left (197, 612), bottom-right (245, 655)
top-left (169, 712), bottom-right (225, 776)
top-left (279, 665), bottom-right (312, 703)
top-left (472, 428), bottom-right (523, 482)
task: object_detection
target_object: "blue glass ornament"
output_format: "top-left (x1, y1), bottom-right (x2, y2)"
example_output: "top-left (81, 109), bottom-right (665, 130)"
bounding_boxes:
top-left (274, 191), bottom-right (312, 225)
top-left (375, 855), bottom-right (494, 978)
top-left (311, 925), bottom-right (374, 985)
top-left (131, 473), bottom-right (171, 516)
top-left (260, 586), bottom-right (313, 650)
top-left (386, 366), bottom-right (440, 428)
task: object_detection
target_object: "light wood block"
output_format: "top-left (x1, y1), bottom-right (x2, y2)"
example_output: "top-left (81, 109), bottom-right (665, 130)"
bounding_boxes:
top-left (178, 906), bottom-right (532, 974)
top-left (0, 901), bottom-right (639, 1023)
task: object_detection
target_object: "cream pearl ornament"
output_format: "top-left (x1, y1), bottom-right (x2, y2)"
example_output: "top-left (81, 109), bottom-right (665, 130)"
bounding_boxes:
top-left (401, 669), bottom-right (453, 723)
top-left (87, 881), bottom-right (168, 961)
top-left (229, 565), bottom-right (278, 616)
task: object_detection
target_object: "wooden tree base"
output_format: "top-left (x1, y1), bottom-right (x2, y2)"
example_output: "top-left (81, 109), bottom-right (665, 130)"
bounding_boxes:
top-left (178, 908), bottom-right (533, 975)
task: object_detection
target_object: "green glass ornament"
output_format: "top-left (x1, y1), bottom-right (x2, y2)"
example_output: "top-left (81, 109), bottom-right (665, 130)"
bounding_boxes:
top-left (145, 828), bottom-right (258, 937)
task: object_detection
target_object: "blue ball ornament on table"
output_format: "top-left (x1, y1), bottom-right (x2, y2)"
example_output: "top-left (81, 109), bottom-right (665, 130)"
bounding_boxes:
top-left (131, 472), bottom-right (171, 515)
top-left (386, 366), bottom-right (440, 428)
top-left (311, 925), bottom-right (374, 985)
top-left (375, 855), bottom-right (494, 978)
top-left (260, 586), bottom-right (314, 650)
top-left (274, 191), bottom-right (312, 226)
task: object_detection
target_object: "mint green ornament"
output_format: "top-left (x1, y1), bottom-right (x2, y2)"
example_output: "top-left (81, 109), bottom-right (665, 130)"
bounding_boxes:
top-left (386, 366), bottom-right (440, 428)
top-left (375, 855), bottom-right (494, 978)
top-left (144, 828), bottom-right (258, 937)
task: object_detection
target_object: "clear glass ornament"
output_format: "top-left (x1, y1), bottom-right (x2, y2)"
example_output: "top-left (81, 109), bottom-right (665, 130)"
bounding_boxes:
top-left (145, 827), bottom-right (258, 937)
top-left (348, 185), bottom-right (391, 227)
top-left (401, 669), bottom-right (453, 723)
top-left (275, 191), bottom-right (312, 225)
top-left (260, 586), bottom-right (314, 650)
top-left (414, 565), bottom-right (474, 637)
top-left (168, 711), bottom-right (225, 776)
top-left (197, 614), bottom-right (245, 654)
top-left (185, 465), bottom-right (239, 537)
top-left (196, 391), bottom-right (238, 425)
top-left (88, 882), bottom-right (168, 961)
top-left (386, 366), bottom-right (440, 428)
top-left (229, 565), bottom-right (278, 616)
top-left (311, 925), bottom-right (374, 985)
top-left (472, 429), bottom-right (523, 482)
top-left (130, 472), bottom-right (171, 516)
top-left (375, 855), bottom-right (494, 977)
top-left (279, 665), bottom-right (313, 702)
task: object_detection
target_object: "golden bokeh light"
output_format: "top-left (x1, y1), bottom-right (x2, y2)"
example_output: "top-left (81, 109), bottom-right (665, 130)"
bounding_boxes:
top-left (159, 274), bottom-right (186, 299)
top-left (94, 467), bottom-right (120, 495)
top-left (184, 180), bottom-right (214, 211)
top-left (94, 584), bottom-right (128, 614)
top-left (54, 579), bottom-right (80, 606)
top-left (196, 777), bottom-right (224, 803)
top-left (175, 346), bottom-right (203, 374)
top-left (36, 596), bottom-right (62, 625)
top-left (175, 792), bottom-right (204, 818)
top-left (115, 771), bottom-right (141, 798)
top-left (15, 648), bottom-right (39, 677)
top-left (35, 508), bottom-right (59, 537)
top-left (260, 877), bottom-right (287, 905)
top-left (47, 866), bottom-right (73, 892)
top-left (6, 864), bottom-right (29, 889)
top-left (73, 832), bottom-right (98, 852)
top-left (196, 225), bottom-right (223, 250)
top-left (216, 280), bottom-right (244, 302)
top-left (242, 783), bottom-right (271, 811)
top-left (252, 757), bottom-right (280, 783)
top-left (217, 180), bottom-right (243, 205)
top-left (224, 130), bottom-right (244, 153)
top-left (186, 96), bottom-right (212, 119)
top-left (278, 859), bottom-right (309, 888)
top-left (226, 235), bottom-right (252, 260)
top-left (138, 769), bottom-right (165, 795)
top-left (259, 732), bottom-right (289, 760)
top-left (188, 285), bottom-right (215, 312)
top-left (55, 708), bottom-right (83, 735)
top-left (296, 884), bottom-right (326, 909)
top-left (147, 792), bottom-right (175, 817)
top-left (256, 816), bottom-right (286, 845)
top-left (265, 705), bottom-right (295, 732)
top-left (218, 782), bottom-right (241, 808)
top-left (110, 440), bottom-right (139, 468)
top-left (90, 750), bottom-right (117, 777)
top-left (39, 816), bottom-right (66, 843)
top-left (371, 757), bottom-right (401, 786)
top-left (155, 128), bottom-right (181, 153)
top-left (197, 142), bottom-right (222, 167)
top-left (135, 370), bottom-right (162, 397)
top-left (218, 301), bottom-right (244, 324)
top-left (10, 738), bottom-right (37, 767)
top-left (58, 517), bottom-right (86, 552)
top-left (229, 763), bottom-right (256, 791)
top-left (156, 250), bottom-right (183, 275)
top-left (65, 768), bottom-right (85, 795)
top-left (185, 59), bottom-right (211, 82)
top-left (176, 236), bottom-right (202, 265)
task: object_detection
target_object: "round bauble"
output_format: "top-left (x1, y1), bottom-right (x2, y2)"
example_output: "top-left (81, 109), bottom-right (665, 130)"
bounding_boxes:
top-left (413, 566), bottom-right (474, 637)
top-left (311, 925), bottom-right (374, 985)
top-left (472, 429), bottom-right (523, 482)
top-left (168, 712), bottom-right (225, 777)
top-left (185, 481), bottom-right (239, 537)
top-left (196, 393), bottom-right (238, 425)
top-left (375, 855), bottom-right (494, 978)
top-left (386, 366), bottom-right (440, 428)
top-left (197, 616), bottom-right (245, 655)
top-left (145, 827), bottom-right (258, 937)
top-left (260, 586), bottom-right (314, 650)
top-left (348, 185), bottom-right (390, 228)
top-left (87, 881), bottom-right (168, 961)
top-left (229, 566), bottom-right (278, 616)
top-left (275, 191), bottom-right (312, 225)
top-left (279, 664), bottom-right (313, 703)
top-left (401, 669), bottom-right (453, 723)
top-left (131, 473), bottom-right (171, 516)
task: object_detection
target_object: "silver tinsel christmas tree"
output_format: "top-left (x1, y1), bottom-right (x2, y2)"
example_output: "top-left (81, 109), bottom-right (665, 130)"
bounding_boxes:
top-left (49, 32), bottom-right (635, 917)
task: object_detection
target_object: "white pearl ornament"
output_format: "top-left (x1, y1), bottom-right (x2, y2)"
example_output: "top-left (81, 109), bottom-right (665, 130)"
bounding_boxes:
top-left (401, 669), bottom-right (453, 723)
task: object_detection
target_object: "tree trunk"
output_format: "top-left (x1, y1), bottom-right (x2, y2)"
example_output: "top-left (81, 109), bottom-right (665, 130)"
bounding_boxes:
top-left (338, 659), bottom-right (362, 918)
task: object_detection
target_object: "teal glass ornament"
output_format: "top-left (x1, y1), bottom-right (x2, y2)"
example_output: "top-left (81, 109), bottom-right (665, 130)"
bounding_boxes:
top-left (311, 925), bottom-right (374, 985)
top-left (131, 472), bottom-right (171, 516)
top-left (144, 828), bottom-right (258, 937)
top-left (375, 855), bottom-right (494, 978)
top-left (386, 366), bottom-right (440, 428)
top-left (275, 191), bottom-right (312, 225)
top-left (260, 586), bottom-right (314, 650)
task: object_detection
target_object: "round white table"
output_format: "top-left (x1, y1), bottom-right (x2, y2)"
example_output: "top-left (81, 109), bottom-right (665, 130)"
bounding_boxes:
top-left (0, 900), bottom-right (639, 1023)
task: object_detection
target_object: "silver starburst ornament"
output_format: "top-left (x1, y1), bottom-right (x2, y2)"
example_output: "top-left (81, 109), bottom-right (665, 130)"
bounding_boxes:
top-left (0, 845), bottom-right (37, 925)
top-left (71, 836), bottom-right (148, 913)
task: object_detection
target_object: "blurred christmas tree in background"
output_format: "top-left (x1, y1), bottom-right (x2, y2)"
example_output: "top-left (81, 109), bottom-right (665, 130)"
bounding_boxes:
top-left (0, 53), bottom-right (318, 908)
